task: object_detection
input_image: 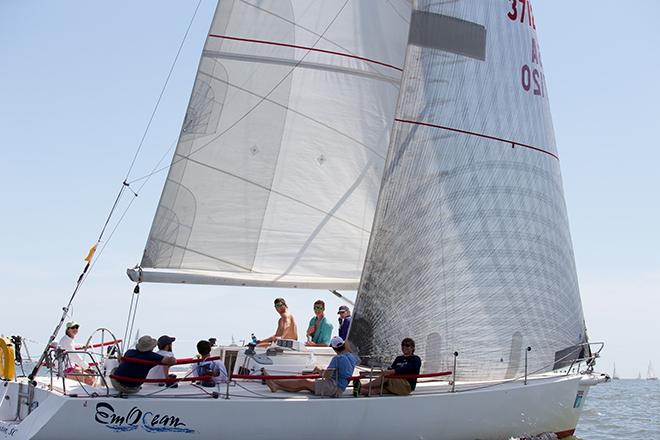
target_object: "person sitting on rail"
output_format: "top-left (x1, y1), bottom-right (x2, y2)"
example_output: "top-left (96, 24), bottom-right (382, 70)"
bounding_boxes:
top-left (146, 335), bottom-right (177, 387)
top-left (193, 340), bottom-right (228, 387)
top-left (57, 321), bottom-right (95, 386)
top-left (110, 335), bottom-right (176, 394)
top-left (360, 337), bottom-right (421, 396)
top-left (305, 299), bottom-right (333, 346)
top-left (265, 336), bottom-right (358, 397)
top-left (257, 297), bottom-right (298, 347)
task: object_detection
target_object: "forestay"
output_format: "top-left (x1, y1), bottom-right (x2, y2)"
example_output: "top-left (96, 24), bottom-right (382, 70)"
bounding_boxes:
top-left (130, 1), bottom-right (410, 288)
top-left (350, 0), bottom-right (588, 381)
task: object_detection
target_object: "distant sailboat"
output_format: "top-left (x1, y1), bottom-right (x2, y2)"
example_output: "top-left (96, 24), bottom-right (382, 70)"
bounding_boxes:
top-left (637, 372), bottom-right (642, 380)
top-left (647, 361), bottom-right (658, 380)
top-left (612, 363), bottom-right (620, 380)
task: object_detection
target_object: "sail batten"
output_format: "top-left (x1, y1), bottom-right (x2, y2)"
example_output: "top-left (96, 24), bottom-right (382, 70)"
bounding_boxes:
top-left (137, 0), bottom-right (411, 288)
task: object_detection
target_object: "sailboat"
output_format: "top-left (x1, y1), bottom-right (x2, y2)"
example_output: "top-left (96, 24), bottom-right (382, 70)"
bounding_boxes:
top-left (0, 1), bottom-right (608, 439)
top-left (612, 363), bottom-right (620, 380)
top-left (647, 361), bottom-right (658, 380)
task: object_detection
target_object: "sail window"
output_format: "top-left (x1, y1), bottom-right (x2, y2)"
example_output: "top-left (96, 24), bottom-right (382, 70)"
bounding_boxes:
top-left (408, 11), bottom-right (487, 61)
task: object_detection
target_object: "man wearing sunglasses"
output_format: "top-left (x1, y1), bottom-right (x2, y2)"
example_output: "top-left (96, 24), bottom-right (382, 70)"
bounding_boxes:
top-left (305, 300), bottom-right (333, 346)
top-left (257, 298), bottom-right (298, 347)
top-left (360, 337), bottom-right (421, 396)
top-left (337, 305), bottom-right (352, 340)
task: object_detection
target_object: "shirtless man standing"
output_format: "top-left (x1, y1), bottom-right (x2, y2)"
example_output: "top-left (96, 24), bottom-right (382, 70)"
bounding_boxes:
top-left (257, 298), bottom-right (298, 346)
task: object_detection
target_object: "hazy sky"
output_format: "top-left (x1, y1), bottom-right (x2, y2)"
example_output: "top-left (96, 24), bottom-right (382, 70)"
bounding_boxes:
top-left (1, 1), bottom-right (658, 379)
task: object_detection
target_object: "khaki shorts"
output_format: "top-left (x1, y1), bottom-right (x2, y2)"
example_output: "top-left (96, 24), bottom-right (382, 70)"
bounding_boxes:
top-left (384, 378), bottom-right (412, 395)
top-left (314, 378), bottom-right (341, 397)
top-left (110, 368), bottom-right (141, 394)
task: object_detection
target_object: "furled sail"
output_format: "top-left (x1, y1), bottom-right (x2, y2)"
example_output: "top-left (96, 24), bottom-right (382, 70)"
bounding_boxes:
top-left (350, 1), bottom-right (588, 381)
top-left (129, 1), bottom-right (410, 288)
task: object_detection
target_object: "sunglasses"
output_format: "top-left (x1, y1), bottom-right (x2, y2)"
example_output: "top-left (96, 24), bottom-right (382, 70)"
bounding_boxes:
top-left (274, 303), bottom-right (285, 308)
top-left (314, 306), bottom-right (324, 311)
top-left (70, 326), bottom-right (80, 330)
top-left (401, 343), bottom-right (413, 348)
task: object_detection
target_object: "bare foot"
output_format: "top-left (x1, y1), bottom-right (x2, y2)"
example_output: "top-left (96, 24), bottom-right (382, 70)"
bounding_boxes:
top-left (266, 380), bottom-right (279, 393)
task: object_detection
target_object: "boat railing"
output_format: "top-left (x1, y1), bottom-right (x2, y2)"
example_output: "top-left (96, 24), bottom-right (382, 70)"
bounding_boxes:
top-left (37, 341), bottom-right (605, 400)
top-left (47, 348), bottom-right (111, 397)
top-left (563, 341), bottom-right (605, 376)
top-left (44, 337), bottom-right (123, 398)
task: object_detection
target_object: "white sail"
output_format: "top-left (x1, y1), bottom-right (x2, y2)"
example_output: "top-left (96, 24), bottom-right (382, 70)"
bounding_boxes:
top-left (350, 1), bottom-right (588, 381)
top-left (130, 0), bottom-right (410, 288)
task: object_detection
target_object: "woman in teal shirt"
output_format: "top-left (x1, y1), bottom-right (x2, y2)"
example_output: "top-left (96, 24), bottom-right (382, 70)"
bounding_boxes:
top-left (305, 299), bottom-right (333, 346)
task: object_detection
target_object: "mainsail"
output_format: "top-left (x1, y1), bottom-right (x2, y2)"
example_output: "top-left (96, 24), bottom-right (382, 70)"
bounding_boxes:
top-left (350, 1), bottom-right (588, 381)
top-left (129, 1), bottom-right (410, 288)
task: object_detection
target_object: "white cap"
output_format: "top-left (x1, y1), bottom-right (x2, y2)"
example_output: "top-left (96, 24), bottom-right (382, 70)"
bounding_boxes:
top-left (330, 336), bottom-right (345, 349)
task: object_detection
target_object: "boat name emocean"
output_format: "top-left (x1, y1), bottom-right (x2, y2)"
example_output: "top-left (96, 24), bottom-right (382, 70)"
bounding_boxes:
top-left (94, 402), bottom-right (194, 433)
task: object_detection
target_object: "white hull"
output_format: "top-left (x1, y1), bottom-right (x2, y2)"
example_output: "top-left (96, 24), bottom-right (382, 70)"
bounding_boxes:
top-left (1, 373), bottom-right (604, 440)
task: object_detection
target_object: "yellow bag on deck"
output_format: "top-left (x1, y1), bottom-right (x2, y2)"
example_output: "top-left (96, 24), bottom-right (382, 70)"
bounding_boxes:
top-left (0, 336), bottom-right (16, 380)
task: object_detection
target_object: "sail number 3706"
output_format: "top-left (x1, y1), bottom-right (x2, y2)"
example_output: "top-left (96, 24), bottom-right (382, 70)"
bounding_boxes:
top-left (507, 0), bottom-right (546, 98)
top-left (508, 0), bottom-right (536, 29)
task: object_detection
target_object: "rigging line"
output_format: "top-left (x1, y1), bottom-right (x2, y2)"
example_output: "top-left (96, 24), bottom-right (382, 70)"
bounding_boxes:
top-left (31, 3), bottom-right (205, 380)
top-left (80, 135), bottom-right (176, 276)
top-left (123, 0), bottom-right (203, 182)
top-left (126, 0), bottom-right (352, 186)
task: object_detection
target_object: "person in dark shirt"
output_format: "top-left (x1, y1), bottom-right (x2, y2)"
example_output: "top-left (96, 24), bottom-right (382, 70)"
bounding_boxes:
top-left (337, 305), bottom-right (352, 340)
top-left (110, 335), bottom-right (176, 394)
top-left (360, 337), bottom-right (421, 396)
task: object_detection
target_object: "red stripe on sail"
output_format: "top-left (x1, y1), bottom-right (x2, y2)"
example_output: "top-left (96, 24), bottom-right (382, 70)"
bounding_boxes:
top-left (394, 118), bottom-right (559, 160)
top-left (208, 34), bottom-right (403, 72)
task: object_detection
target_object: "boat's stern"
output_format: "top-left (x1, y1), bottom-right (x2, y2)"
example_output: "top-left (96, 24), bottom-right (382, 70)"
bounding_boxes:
top-left (1, 379), bottom-right (68, 440)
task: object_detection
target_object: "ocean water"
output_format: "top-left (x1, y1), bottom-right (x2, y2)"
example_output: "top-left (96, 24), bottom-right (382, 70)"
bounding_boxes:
top-left (570, 379), bottom-right (659, 440)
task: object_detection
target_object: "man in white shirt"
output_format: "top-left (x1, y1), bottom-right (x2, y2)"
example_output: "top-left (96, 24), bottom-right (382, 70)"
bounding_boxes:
top-left (146, 335), bottom-right (176, 385)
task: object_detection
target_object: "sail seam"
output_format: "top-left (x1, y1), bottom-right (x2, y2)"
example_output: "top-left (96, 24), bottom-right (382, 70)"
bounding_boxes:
top-left (208, 34), bottom-right (403, 72)
top-left (394, 118), bottom-right (559, 160)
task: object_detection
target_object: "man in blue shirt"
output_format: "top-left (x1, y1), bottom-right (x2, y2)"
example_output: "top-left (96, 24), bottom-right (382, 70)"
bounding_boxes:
top-left (305, 299), bottom-right (333, 346)
top-left (110, 335), bottom-right (176, 394)
top-left (265, 336), bottom-right (358, 397)
top-left (337, 305), bottom-right (352, 340)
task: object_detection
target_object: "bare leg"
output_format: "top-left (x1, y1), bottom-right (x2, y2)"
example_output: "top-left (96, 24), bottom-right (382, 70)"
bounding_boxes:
top-left (360, 376), bottom-right (388, 396)
top-left (266, 379), bottom-right (315, 393)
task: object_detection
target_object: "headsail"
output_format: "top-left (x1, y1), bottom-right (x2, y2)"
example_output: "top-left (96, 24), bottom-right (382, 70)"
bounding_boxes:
top-left (130, 1), bottom-right (410, 288)
top-left (350, 1), bottom-right (588, 381)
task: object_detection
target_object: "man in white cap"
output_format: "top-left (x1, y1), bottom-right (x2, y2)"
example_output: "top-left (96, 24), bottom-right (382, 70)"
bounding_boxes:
top-left (265, 336), bottom-right (358, 397)
top-left (110, 335), bottom-right (176, 394)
